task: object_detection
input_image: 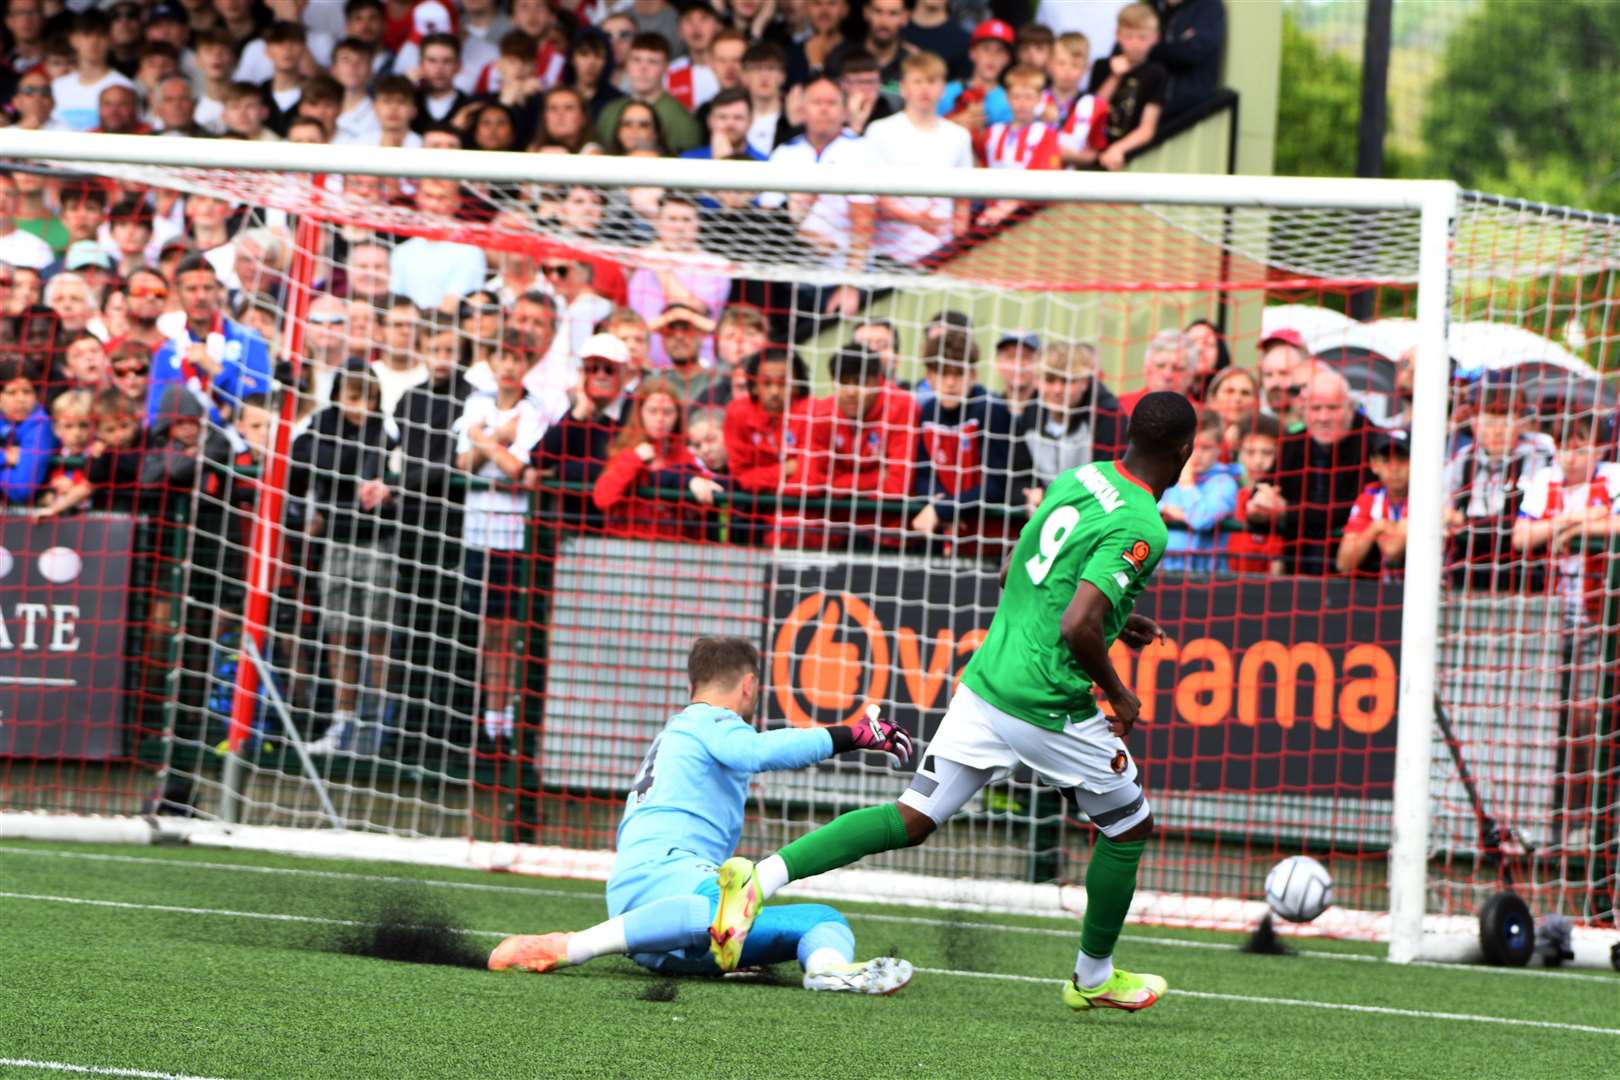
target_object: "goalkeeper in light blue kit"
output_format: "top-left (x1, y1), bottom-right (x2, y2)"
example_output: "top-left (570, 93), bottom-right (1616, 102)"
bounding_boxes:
top-left (488, 636), bottom-right (916, 992)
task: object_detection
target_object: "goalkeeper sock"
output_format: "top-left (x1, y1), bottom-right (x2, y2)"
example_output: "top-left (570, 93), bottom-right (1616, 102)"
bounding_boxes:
top-left (1076, 835), bottom-right (1146, 985)
top-left (798, 919), bottom-right (856, 974)
top-left (570, 895), bottom-right (710, 964)
top-left (777, 804), bottom-right (910, 887)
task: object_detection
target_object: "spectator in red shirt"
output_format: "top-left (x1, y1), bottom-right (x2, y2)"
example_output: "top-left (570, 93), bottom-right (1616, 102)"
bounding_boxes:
top-left (1117, 329), bottom-right (1195, 416)
top-left (779, 342), bottom-right (918, 549)
top-left (593, 375), bottom-right (724, 541)
top-left (724, 345), bottom-right (810, 494)
top-left (1226, 413), bottom-right (1285, 575)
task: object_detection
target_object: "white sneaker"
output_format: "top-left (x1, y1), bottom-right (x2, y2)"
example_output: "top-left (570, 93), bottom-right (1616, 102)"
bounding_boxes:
top-left (802, 956), bottom-right (914, 995)
top-left (303, 721), bottom-right (351, 755)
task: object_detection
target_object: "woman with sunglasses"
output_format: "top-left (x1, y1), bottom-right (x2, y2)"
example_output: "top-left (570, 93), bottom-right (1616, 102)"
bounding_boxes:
top-left (607, 100), bottom-right (670, 156)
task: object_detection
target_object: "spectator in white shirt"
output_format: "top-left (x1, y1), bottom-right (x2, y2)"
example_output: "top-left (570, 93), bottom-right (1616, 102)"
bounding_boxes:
top-left (545, 257), bottom-right (615, 360)
top-left (864, 51), bottom-right (973, 265)
top-left (331, 37), bottom-right (382, 144)
top-left (389, 180), bottom-right (487, 310)
top-left (51, 11), bottom-right (136, 132)
top-left (762, 76), bottom-right (875, 318)
top-left (0, 172), bottom-right (54, 273)
top-left (372, 296), bottom-right (430, 415)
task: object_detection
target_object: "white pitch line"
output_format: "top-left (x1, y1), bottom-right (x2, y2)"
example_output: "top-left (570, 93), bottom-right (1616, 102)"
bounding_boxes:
top-left (3, 889), bottom-right (1617, 1039)
top-left (0, 1057), bottom-right (229, 1080)
top-left (917, 967), bottom-right (1620, 1038)
top-left (3, 845), bottom-right (1614, 984)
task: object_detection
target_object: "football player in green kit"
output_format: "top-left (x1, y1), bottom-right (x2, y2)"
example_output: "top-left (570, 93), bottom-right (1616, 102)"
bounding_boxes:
top-left (707, 391), bottom-right (1198, 1012)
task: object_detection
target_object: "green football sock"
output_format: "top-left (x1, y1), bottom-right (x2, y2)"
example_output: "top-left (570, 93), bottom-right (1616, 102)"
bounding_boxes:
top-left (1079, 836), bottom-right (1146, 961)
top-left (779, 803), bottom-right (910, 882)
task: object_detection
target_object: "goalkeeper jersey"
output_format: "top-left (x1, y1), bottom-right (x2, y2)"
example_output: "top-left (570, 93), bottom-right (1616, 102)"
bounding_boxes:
top-left (962, 460), bottom-right (1166, 732)
top-left (611, 704), bottom-right (833, 876)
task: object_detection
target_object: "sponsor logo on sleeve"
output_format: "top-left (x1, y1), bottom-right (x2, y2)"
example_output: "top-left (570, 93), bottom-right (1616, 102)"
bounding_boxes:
top-left (1120, 539), bottom-right (1151, 573)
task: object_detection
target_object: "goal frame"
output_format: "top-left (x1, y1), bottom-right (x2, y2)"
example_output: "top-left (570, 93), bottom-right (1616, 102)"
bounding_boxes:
top-left (0, 128), bottom-right (1458, 965)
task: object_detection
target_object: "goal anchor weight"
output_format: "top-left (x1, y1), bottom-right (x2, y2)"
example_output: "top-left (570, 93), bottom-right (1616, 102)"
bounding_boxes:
top-left (1434, 694), bottom-right (1537, 966)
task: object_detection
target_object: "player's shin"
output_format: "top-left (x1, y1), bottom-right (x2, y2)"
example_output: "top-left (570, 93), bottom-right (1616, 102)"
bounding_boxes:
top-left (1075, 835), bottom-right (1146, 987)
top-left (770, 803), bottom-right (911, 894)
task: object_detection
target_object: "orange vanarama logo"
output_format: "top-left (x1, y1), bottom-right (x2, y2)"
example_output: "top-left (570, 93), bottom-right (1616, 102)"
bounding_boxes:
top-left (1121, 540), bottom-right (1151, 573)
top-left (1110, 750), bottom-right (1129, 775)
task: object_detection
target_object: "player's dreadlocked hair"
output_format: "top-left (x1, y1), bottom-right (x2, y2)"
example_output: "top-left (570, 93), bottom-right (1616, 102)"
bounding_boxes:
top-left (1125, 391), bottom-right (1200, 457)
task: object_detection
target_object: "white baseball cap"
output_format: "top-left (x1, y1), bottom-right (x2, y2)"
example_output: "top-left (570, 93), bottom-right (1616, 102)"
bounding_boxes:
top-left (579, 332), bottom-right (631, 365)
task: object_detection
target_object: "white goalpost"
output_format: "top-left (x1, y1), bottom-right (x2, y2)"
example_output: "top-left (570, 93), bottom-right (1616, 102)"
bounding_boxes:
top-left (1, 128), bottom-right (1615, 969)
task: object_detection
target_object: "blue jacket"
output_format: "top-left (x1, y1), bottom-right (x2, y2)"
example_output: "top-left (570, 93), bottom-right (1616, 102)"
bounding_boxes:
top-left (0, 405), bottom-right (58, 505)
top-left (148, 315), bottom-right (272, 428)
top-left (1159, 461), bottom-right (1240, 572)
top-left (611, 704), bottom-right (833, 879)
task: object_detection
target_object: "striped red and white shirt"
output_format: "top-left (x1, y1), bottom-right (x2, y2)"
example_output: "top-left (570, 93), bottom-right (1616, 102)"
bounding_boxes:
top-left (1041, 89), bottom-right (1110, 158)
top-left (665, 57), bottom-right (719, 112)
top-left (1519, 460), bottom-right (1620, 622)
top-left (982, 120), bottom-right (1061, 170)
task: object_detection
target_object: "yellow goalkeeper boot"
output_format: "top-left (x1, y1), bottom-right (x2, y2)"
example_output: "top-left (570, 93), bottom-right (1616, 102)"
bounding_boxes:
top-left (708, 857), bottom-right (761, 972)
top-left (487, 933), bottom-right (571, 973)
top-left (1061, 968), bottom-right (1167, 1013)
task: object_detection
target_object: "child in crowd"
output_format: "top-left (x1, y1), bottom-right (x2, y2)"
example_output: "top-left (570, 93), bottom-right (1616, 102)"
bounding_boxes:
top-left (1226, 414), bottom-right (1285, 575)
top-left (34, 389), bottom-right (95, 520)
top-left (940, 19), bottom-right (1014, 133)
top-left (1513, 414), bottom-right (1620, 847)
top-left (1044, 33), bottom-right (1109, 167)
top-left (1014, 23), bottom-right (1055, 74)
top-left (687, 407), bottom-right (730, 478)
top-left (1337, 429), bottom-right (1411, 578)
top-left (290, 359), bottom-right (400, 755)
top-left (976, 64), bottom-right (1061, 228)
top-left (86, 388), bottom-right (146, 512)
top-left (455, 331), bottom-right (551, 745)
top-left (61, 331), bottom-right (111, 398)
top-left (910, 328), bottom-right (1023, 551)
top-left (1079, 3), bottom-right (1166, 171)
top-left (0, 359), bottom-right (58, 506)
top-left (593, 376), bottom-right (722, 541)
top-left (1158, 410), bottom-right (1239, 572)
top-left (107, 339), bottom-right (152, 414)
top-left (724, 346), bottom-right (808, 492)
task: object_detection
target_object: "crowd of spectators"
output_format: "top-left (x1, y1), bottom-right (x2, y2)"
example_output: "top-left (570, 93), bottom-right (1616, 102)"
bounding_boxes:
top-left (6, 0), bottom-right (1618, 759)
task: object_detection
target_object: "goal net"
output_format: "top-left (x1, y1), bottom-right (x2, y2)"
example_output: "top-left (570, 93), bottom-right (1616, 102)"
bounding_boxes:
top-left (0, 139), bottom-right (1614, 958)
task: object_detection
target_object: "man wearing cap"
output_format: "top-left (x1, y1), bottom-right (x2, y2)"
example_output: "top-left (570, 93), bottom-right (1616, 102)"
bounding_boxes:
top-left (0, 172), bottom-right (55, 273)
top-left (1337, 429), bottom-right (1411, 579)
top-left (62, 240), bottom-right (116, 301)
top-left (1257, 327), bottom-right (1308, 427)
top-left (1246, 364), bottom-right (1381, 576)
top-left (1116, 329), bottom-right (1196, 416)
top-left (652, 301), bottom-right (718, 403)
top-left (993, 329), bottom-right (1040, 410)
top-left (940, 19), bottom-right (1014, 131)
top-left (534, 331), bottom-right (634, 527)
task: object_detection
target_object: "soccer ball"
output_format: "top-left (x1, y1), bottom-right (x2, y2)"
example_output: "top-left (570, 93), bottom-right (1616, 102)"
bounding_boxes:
top-left (1265, 855), bottom-right (1333, 923)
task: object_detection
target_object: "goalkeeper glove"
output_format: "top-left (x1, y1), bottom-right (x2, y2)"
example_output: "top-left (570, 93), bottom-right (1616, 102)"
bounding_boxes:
top-left (828, 704), bottom-right (913, 768)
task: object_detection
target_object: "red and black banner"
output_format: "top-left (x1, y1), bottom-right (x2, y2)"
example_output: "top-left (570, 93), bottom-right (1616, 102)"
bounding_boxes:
top-left (0, 515), bottom-right (136, 760)
top-left (767, 563), bottom-right (1401, 797)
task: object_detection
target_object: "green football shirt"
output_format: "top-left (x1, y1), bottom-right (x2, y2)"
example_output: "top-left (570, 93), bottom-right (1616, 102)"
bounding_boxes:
top-left (961, 460), bottom-right (1167, 732)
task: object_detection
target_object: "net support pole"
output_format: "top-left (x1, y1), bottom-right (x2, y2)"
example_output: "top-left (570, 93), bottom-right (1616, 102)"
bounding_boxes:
top-left (224, 215), bottom-right (321, 763)
top-left (1387, 183), bottom-right (1459, 964)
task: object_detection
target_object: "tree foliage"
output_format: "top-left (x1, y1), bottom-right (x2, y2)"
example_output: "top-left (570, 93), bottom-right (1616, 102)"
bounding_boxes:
top-left (1274, 14), bottom-right (1361, 178)
top-left (1425, 0), bottom-right (1620, 210)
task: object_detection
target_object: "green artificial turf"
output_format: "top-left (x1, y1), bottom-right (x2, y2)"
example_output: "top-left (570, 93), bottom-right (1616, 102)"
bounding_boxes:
top-left (0, 840), bottom-right (1615, 1079)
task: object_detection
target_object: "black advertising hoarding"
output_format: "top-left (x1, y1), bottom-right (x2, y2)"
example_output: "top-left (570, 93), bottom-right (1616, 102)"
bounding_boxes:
top-left (0, 515), bottom-right (136, 760)
top-left (767, 562), bottom-right (1401, 798)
